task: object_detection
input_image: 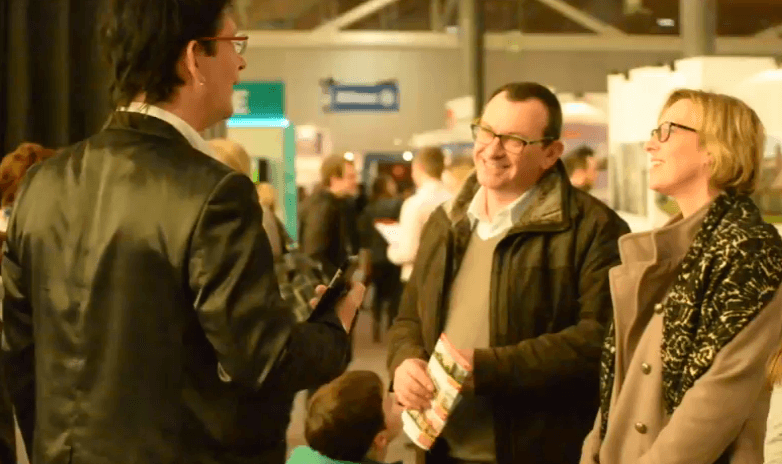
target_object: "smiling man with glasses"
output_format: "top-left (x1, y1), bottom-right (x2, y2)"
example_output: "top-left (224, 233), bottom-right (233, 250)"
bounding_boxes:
top-left (1, 1), bottom-right (364, 463)
top-left (388, 82), bottom-right (630, 464)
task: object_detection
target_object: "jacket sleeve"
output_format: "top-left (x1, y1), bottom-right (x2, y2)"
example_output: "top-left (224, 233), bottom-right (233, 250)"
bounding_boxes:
top-left (386, 215), bottom-right (438, 383)
top-left (473, 211), bottom-right (629, 394)
top-left (580, 409), bottom-right (603, 464)
top-left (357, 209), bottom-right (373, 250)
top-left (2, 168), bottom-right (38, 455)
top-left (387, 196), bottom-right (422, 267)
top-left (189, 173), bottom-right (350, 391)
top-left (637, 263), bottom-right (782, 464)
top-left (2, 240), bottom-right (35, 455)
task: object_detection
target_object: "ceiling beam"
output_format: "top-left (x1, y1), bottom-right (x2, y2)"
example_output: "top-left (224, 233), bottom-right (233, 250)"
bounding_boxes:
top-left (534, 0), bottom-right (625, 35)
top-left (245, 30), bottom-right (782, 54)
top-left (755, 23), bottom-right (782, 39)
top-left (313, 0), bottom-right (403, 33)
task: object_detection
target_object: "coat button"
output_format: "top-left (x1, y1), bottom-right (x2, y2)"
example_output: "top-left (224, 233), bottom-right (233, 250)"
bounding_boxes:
top-left (635, 422), bottom-right (647, 434)
top-left (641, 363), bottom-right (652, 374)
top-left (654, 303), bottom-right (663, 314)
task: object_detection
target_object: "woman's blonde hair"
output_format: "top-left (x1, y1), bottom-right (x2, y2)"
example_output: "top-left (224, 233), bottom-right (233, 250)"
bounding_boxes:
top-left (208, 138), bottom-right (251, 176)
top-left (660, 89), bottom-right (765, 195)
top-left (768, 347), bottom-right (782, 388)
top-left (256, 182), bottom-right (278, 212)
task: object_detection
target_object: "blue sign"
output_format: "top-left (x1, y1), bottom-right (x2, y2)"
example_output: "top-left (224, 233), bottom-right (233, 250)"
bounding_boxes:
top-left (324, 83), bottom-right (400, 112)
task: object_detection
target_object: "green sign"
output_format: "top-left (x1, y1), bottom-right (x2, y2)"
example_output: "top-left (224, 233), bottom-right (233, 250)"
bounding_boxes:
top-left (231, 82), bottom-right (285, 119)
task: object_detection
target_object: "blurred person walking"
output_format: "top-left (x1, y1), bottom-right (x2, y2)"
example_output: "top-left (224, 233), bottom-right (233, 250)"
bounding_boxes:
top-left (582, 90), bottom-right (782, 464)
top-left (1, 2), bottom-right (363, 463)
top-left (563, 145), bottom-right (598, 192)
top-left (386, 147), bottom-right (451, 283)
top-left (358, 175), bottom-right (403, 342)
top-left (299, 154), bottom-right (360, 276)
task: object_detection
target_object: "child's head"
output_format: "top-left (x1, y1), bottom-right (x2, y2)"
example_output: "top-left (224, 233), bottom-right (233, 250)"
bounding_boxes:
top-left (305, 371), bottom-right (402, 462)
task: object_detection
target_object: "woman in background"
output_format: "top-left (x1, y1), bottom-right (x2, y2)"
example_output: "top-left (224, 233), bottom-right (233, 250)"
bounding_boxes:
top-left (208, 138), bottom-right (287, 258)
top-left (256, 181), bottom-right (291, 258)
top-left (358, 175), bottom-right (402, 342)
top-left (582, 89), bottom-right (782, 464)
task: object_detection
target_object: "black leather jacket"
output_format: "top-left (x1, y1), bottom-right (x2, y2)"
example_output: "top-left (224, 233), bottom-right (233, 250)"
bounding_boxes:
top-left (2, 112), bottom-right (350, 464)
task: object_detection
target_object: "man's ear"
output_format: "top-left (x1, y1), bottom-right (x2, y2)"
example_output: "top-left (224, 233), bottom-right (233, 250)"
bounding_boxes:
top-left (543, 140), bottom-right (565, 169)
top-left (182, 40), bottom-right (205, 86)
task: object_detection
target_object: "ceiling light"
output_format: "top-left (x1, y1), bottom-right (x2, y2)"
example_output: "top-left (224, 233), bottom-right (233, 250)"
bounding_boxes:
top-left (402, 151), bottom-right (414, 161)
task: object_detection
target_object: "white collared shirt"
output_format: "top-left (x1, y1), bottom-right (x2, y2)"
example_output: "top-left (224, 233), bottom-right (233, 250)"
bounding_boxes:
top-left (387, 180), bottom-right (452, 281)
top-left (118, 102), bottom-right (213, 156)
top-left (466, 186), bottom-right (535, 240)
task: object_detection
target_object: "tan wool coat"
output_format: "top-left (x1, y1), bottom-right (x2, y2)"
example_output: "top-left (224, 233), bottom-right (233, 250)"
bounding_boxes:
top-left (581, 205), bottom-right (782, 464)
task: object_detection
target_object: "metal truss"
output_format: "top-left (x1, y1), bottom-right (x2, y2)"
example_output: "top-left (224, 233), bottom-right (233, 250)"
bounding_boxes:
top-left (246, 29), bottom-right (782, 54)
top-left (312, 0), bottom-right (623, 35)
top-left (314, 0), bottom-right (403, 32)
top-left (243, 0), bottom-right (782, 55)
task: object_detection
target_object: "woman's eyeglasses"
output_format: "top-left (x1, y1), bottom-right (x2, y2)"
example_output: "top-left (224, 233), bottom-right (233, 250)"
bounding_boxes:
top-left (651, 121), bottom-right (697, 143)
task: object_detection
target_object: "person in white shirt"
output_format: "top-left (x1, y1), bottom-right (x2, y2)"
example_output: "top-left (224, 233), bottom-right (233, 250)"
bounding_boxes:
top-left (386, 146), bottom-right (451, 282)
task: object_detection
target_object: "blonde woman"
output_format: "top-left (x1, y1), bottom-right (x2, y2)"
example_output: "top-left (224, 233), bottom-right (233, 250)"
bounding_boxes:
top-left (208, 138), bottom-right (285, 257)
top-left (581, 90), bottom-right (782, 464)
top-left (208, 137), bottom-right (251, 175)
top-left (255, 182), bottom-right (290, 257)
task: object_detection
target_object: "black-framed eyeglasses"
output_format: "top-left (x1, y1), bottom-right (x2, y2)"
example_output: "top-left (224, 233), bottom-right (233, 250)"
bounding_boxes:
top-left (199, 35), bottom-right (249, 55)
top-left (470, 120), bottom-right (553, 154)
top-left (651, 121), bottom-right (697, 143)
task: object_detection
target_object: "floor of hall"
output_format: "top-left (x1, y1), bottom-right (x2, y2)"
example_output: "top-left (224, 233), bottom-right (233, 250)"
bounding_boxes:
top-left (286, 309), bottom-right (417, 464)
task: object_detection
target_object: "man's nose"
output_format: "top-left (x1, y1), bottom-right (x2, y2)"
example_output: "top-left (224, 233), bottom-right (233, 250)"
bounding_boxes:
top-left (484, 136), bottom-right (503, 156)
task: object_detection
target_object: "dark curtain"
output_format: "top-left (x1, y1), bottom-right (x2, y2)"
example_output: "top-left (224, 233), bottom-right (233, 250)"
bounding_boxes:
top-left (1, 0), bottom-right (111, 155)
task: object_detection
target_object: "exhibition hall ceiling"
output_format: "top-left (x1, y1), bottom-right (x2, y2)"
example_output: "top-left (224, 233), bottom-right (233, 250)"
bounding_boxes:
top-left (236, 0), bottom-right (782, 36)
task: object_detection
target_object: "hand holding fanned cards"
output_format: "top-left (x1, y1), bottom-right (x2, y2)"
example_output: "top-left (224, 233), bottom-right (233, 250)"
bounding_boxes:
top-left (401, 333), bottom-right (473, 450)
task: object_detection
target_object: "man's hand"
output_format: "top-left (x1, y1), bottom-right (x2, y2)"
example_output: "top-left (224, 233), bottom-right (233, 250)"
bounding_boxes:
top-left (456, 348), bottom-right (474, 368)
top-left (393, 358), bottom-right (434, 410)
top-left (310, 284), bottom-right (365, 332)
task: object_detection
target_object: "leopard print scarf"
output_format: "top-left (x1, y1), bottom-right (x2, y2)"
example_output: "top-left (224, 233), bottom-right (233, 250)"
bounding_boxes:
top-left (599, 194), bottom-right (782, 439)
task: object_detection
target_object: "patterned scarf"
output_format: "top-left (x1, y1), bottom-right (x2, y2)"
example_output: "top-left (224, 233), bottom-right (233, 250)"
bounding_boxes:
top-left (599, 194), bottom-right (782, 439)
